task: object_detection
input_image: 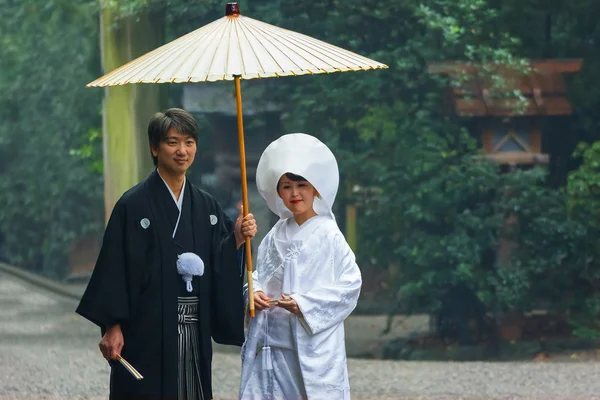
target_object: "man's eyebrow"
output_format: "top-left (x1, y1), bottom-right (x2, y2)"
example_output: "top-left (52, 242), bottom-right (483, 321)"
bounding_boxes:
top-left (163, 134), bottom-right (195, 141)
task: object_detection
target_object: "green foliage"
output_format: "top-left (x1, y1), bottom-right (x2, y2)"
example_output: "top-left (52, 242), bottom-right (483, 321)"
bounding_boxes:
top-left (70, 128), bottom-right (104, 174)
top-left (562, 141), bottom-right (600, 334)
top-left (570, 295), bottom-right (600, 339)
top-left (0, 0), bottom-right (103, 278)
top-left (497, 169), bottom-right (590, 310)
top-left (568, 141), bottom-right (600, 223)
top-left (353, 149), bottom-right (590, 317)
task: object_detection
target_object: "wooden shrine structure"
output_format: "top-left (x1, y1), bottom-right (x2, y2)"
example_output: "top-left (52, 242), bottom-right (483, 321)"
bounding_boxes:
top-left (428, 59), bottom-right (583, 167)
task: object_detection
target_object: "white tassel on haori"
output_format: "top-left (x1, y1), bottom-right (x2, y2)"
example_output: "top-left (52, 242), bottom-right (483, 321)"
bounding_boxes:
top-left (176, 252), bottom-right (205, 292)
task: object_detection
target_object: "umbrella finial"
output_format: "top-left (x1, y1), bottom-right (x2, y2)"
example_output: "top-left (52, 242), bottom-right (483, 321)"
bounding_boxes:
top-left (226, 3), bottom-right (240, 17)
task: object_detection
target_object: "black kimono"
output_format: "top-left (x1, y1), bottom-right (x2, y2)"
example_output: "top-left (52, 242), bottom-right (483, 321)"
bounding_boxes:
top-left (76, 169), bottom-right (245, 400)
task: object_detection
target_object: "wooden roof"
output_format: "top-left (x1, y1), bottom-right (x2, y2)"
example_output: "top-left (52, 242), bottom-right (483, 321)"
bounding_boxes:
top-left (428, 59), bottom-right (583, 117)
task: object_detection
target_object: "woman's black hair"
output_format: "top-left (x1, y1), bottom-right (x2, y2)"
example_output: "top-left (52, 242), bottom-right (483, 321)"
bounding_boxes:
top-left (282, 172), bottom-right (306, 182)
top-left (277, 173), bottom-right (307, 193)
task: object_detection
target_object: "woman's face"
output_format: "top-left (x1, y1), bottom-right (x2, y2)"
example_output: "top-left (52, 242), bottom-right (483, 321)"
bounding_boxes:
top-left (277, 175), bottom-right (318, 216)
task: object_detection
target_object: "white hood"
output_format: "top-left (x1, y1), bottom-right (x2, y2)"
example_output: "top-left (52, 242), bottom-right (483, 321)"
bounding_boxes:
top-left (255, 133), bottom-right (339, 220)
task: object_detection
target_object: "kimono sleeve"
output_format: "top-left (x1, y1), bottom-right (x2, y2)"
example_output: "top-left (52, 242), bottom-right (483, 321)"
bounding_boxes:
top-left (76, 200), bottom-right (129, 330)
top-left (291, 232), bottom-right (362, 335)
top-left (243, 236), bottom-right (269, 303)
top-left (243, 270), bottom-right (262, 307)
top-left (242, 235), bottom-right (272, 328)
top-left (210, 201), bottom-right (245, 346)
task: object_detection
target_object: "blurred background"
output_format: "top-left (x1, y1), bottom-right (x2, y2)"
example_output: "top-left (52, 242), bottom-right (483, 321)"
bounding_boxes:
top-left (1, 0), bottom-right (600, 363)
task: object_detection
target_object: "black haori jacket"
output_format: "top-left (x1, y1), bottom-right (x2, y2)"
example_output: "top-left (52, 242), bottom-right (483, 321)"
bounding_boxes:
top-left (77, 170), bottom-right (245, 400)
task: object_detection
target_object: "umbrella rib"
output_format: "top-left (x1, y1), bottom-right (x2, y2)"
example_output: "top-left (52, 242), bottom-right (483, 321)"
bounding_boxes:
top-left (237, 17), bottom-right (272, 77)
top-left (294, 36), bottom-right (376, 71)
top-left (240, 17), bottom-right (288, 77)
top-left (243, 18), bottom-right (318, 74)
top-left (100, 18), bottom-right (227, 84)
top-left (172, 18), bottom-right (231, 82)
top-left (245, 18), bottom-right (332, 74)
top-left (232, 20), bottom-right (246, 77)
top-left (163, 20), bottom-right (225, 82)
top-left (96, 43), bottom-right (169, 84)
top-left (261, 24), bottom-right (360, 70)
top-left (254, 18), bottom-right (384, 71)
top-left (236, 17), bottom-right (276, 76)
top-left (286, 20), bottom-right (383, 67)
top-left (132, 31), bottom-right (198, 83)
top-left (203, 19), bottom-right (231, 81)
top-left (252, 18), bottom-right (375, 73)
top-left (164, 18), bottom-right (233, 82)
top-left (108, 22), bottom-right (207, 84)
top-left (295, 32), bottom-right (381, 68)
top-left (101, 25), bottom-right (199, 84)
top-left (231, 19), bottom-right (244, 77)
top-left (175, 17), bottom-right (228, 82)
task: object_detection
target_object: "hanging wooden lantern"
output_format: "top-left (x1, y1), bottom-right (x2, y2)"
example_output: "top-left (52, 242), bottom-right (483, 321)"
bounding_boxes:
top-left (428, 59), bottom-right (583, 166)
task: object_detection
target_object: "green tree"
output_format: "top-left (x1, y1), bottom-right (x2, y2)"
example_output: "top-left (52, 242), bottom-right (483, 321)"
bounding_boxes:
top-left (0, 0), bottom-right (103, 277)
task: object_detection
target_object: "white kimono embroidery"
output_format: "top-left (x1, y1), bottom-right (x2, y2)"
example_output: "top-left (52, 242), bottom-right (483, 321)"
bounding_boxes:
top-left (240, 215), bottom-right (362, 399)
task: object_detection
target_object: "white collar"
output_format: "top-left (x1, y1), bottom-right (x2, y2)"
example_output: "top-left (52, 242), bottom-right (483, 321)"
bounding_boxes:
top-left (157, 169), bottom-right (186, 239)
top-left (157, 168), bottom-right (186, 212)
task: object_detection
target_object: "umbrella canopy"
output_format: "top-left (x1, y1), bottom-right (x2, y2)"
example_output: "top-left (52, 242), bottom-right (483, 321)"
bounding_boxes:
top-left (87, 4), bottom-right (387, 86)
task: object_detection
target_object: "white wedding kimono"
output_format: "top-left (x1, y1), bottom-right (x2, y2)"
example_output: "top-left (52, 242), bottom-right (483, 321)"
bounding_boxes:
top-left (240, 215), bottom-right (362, 399)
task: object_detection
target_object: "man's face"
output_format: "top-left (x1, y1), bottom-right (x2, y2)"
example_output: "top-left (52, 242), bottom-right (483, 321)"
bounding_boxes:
top-left (151, 127), bottom-right (197, 176)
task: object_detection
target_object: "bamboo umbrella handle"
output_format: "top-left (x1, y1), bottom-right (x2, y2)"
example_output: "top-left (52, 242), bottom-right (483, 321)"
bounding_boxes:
top-left (234, 76), bottom-right (255, 317)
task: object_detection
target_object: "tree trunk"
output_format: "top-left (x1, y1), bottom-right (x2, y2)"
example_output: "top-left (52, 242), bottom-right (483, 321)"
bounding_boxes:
top-left (100, 2), bottom-right (165, 221)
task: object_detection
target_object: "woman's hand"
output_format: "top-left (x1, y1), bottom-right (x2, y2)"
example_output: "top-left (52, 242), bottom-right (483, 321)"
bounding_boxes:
top-left (276, 294), bottom-right (302, 316)
top-left (253, 291), bottom-right (271, 311)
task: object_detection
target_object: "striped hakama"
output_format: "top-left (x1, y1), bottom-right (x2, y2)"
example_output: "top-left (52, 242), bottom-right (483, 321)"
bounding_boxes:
top-left (178, 296), bottom-right (204, 400)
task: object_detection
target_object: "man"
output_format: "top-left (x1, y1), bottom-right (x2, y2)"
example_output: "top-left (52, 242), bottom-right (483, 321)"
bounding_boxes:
top-left (76, 108), bottom-right (257, 400)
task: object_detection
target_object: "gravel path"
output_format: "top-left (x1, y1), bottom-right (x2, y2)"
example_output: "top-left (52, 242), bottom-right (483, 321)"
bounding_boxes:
top-left (0, 272), bottom-right (599, 400)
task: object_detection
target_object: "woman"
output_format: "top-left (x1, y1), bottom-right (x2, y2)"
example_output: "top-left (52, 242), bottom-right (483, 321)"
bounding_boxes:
top-left (239, 133), bottom-right (362, 399)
